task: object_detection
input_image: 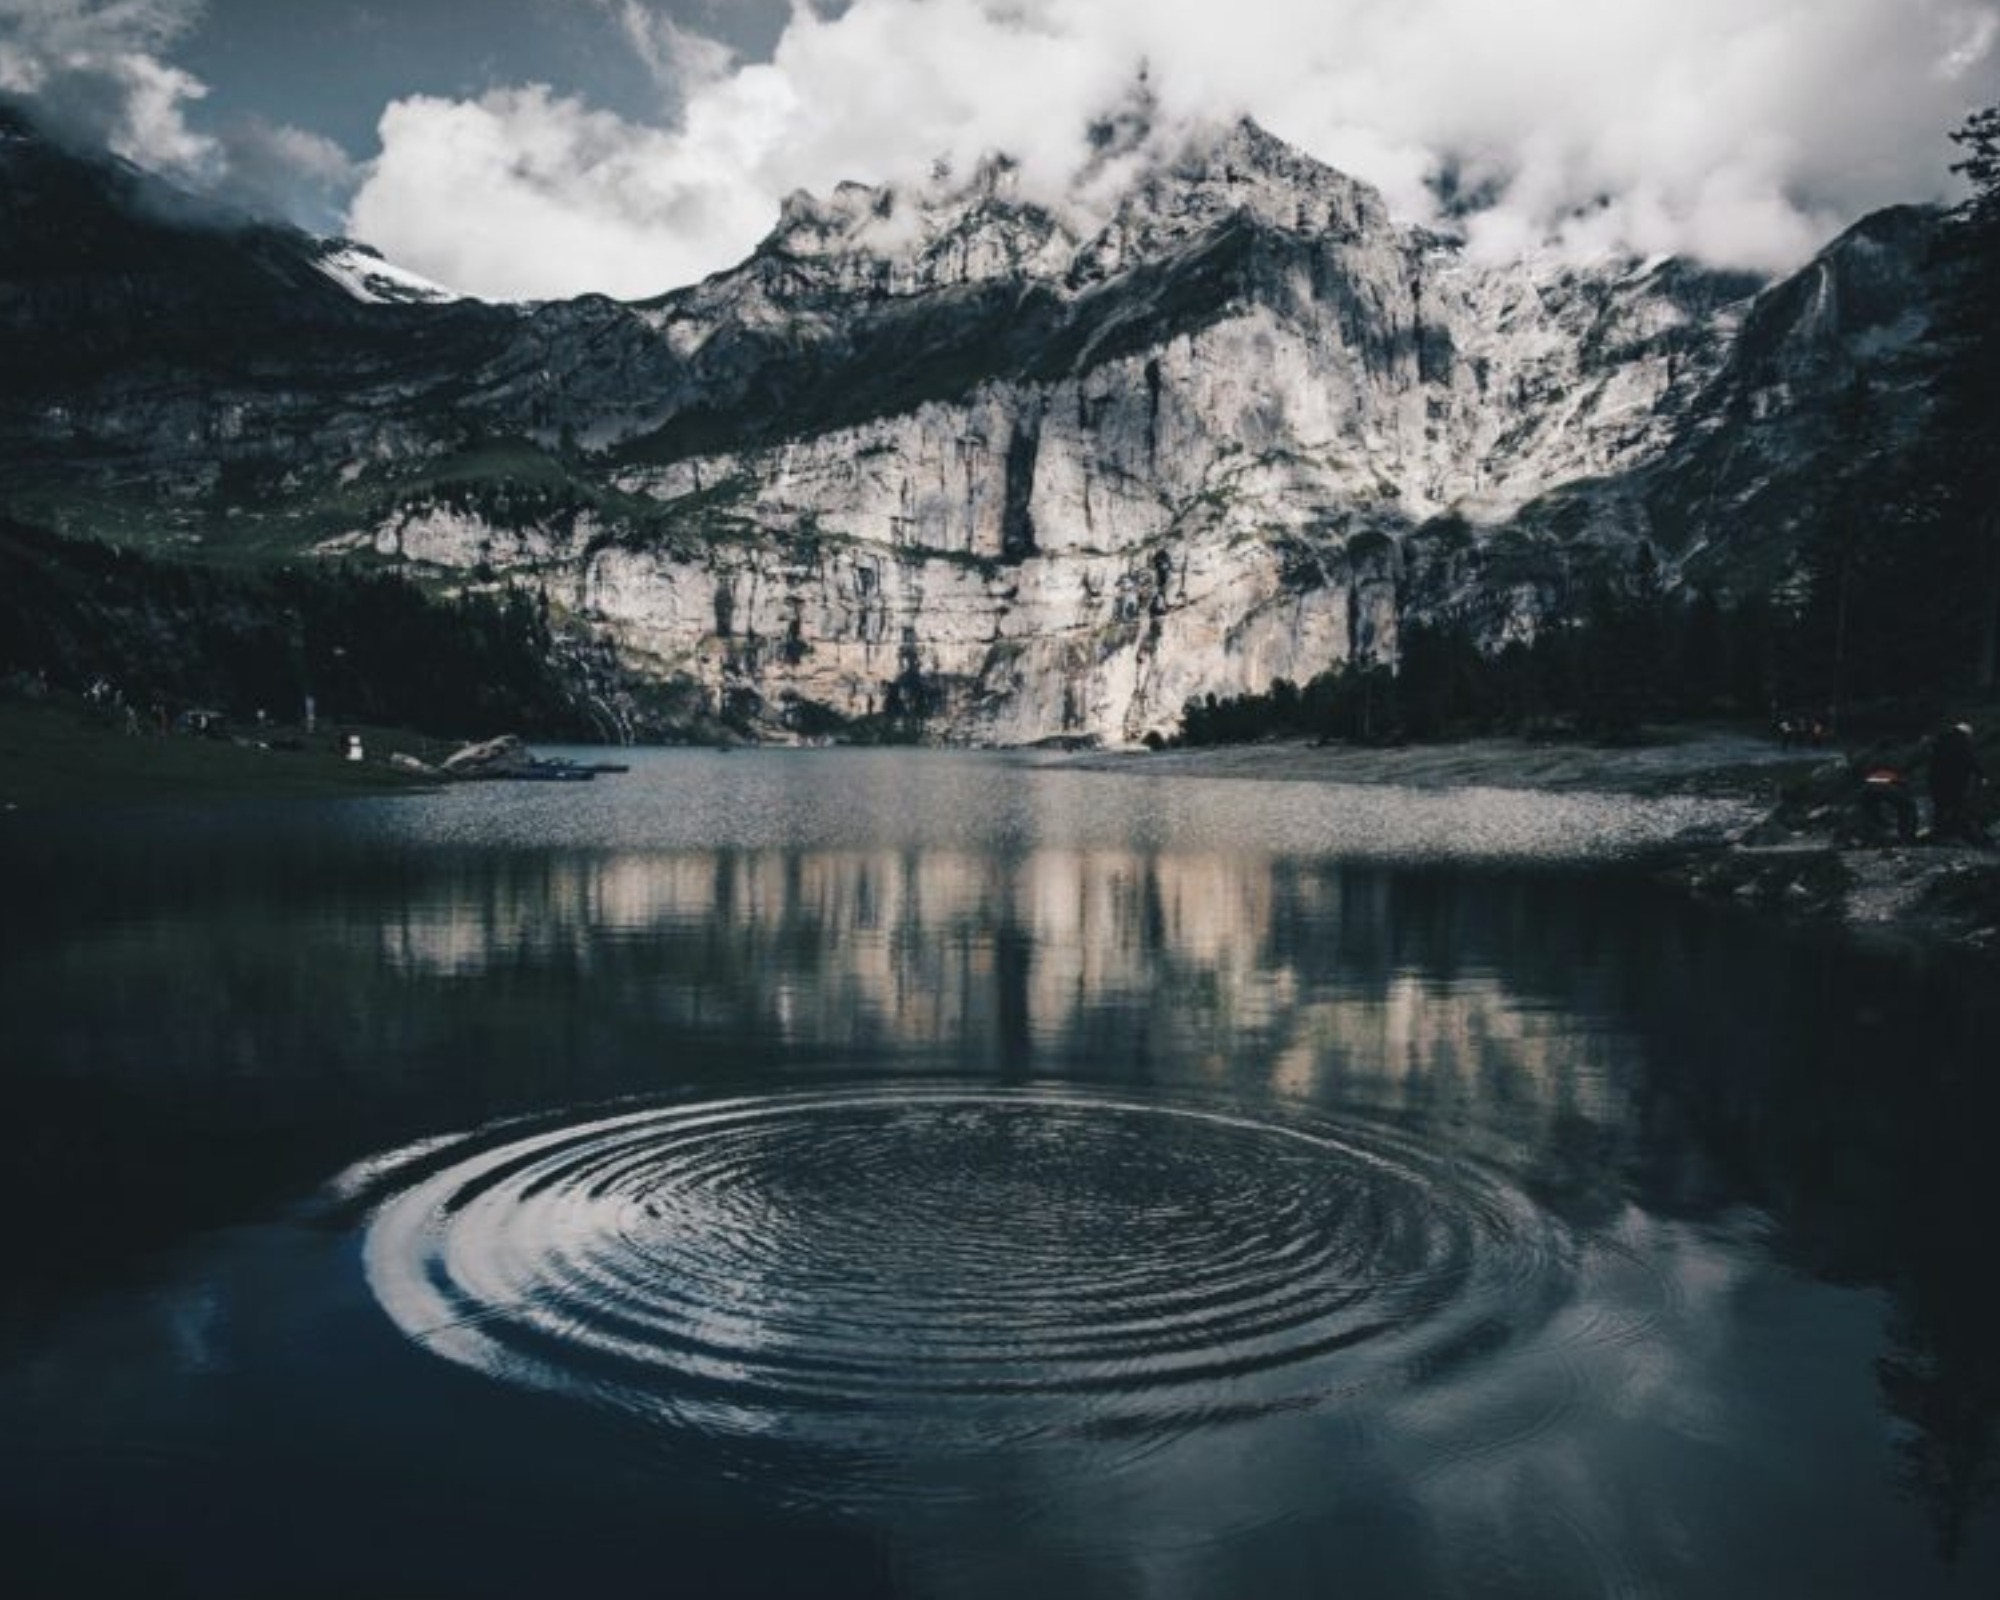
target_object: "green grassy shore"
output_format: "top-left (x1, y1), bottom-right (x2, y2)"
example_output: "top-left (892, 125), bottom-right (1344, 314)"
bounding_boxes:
top-left (0, 698), bottom-right (448, 809)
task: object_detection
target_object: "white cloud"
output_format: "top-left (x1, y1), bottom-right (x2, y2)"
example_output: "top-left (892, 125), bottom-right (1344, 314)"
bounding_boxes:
top-left (0, 0), bottom-right (216, 174)
top-left (17, 1), bottom-right (1993, 301)
top-left (606, 0), bottom-right (738, 101)
top-left (0, 0), bottom-right (197, 62)
top-left (346, 85), bottom-right (781, 300)
top-left (106, 45), bottom-right (210, 168)
top-left (349, 0), bottom-right (2000, 301)
top-left (3, 1), bottom-right (360, 227)
top-left (212, 114), bottom-right (358, 226)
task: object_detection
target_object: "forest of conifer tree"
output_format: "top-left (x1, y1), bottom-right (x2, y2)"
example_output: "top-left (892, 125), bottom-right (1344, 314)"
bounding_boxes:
top-left (1180, 107), bottom-right (2000, 751)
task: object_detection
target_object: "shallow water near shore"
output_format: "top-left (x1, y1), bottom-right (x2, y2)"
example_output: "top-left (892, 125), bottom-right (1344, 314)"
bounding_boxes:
top-left (2, 750), bottom-right (1996, 1598)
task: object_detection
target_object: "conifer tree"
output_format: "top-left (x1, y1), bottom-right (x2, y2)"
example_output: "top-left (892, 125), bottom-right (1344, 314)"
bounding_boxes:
top-left (1794, 376), bottom-right (1881, 724)
top-left (1923, 106), bottom-right (2000, 690)
top-left (1678, 588), bottom-right (1728, 715)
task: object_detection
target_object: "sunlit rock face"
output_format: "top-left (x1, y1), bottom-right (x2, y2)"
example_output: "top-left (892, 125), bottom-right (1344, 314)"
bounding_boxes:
top-left (431, 123), bottom-right (1926, 746)
top-left (0, 113), bottom-right (1940, 745)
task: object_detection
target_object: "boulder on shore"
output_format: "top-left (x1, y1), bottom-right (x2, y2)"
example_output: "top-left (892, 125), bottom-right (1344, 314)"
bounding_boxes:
top-left (440, 734), bottom-right (533, 777)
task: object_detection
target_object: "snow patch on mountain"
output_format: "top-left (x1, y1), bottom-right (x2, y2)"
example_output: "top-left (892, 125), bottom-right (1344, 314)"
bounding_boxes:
top-left (312, 242), bottom-right (462, 306)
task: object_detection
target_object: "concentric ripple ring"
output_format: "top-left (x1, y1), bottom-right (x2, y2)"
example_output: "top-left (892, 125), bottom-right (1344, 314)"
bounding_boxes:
top-left (361, 1086), bottom-right (1577, 1461)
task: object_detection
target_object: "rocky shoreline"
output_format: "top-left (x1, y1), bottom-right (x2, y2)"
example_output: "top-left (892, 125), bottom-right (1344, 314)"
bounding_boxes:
top-left (12, 698), bottom-right (1995, 958)
top-left (1664, 838), bottom-right (2000, 960)
top-left (1064, 731), bottom-right (2000, 962)
top-left (1659, 754), bottom-right (2000, 963)
top-left (1062, 729), bottom-right (1808, 798)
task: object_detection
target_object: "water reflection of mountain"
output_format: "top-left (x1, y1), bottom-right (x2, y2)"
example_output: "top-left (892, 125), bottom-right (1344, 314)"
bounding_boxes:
top-left (3, 823), bottom-right (1997, 1559)
top-left (357, 849), bottom-right (1626, 1095)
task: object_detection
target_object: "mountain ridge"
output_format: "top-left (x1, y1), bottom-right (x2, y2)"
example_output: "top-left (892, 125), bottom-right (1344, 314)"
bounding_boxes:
top-left (0, 106), bottom-right (1946, 744)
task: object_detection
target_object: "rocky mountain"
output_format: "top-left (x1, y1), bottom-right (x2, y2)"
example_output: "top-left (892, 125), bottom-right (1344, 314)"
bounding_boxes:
top-left (0, 104), bottom-right (1946, 744)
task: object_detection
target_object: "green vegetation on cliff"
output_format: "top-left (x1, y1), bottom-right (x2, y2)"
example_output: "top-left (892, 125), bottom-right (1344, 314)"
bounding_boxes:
top-left (0, 515), bottom-right (593, 740)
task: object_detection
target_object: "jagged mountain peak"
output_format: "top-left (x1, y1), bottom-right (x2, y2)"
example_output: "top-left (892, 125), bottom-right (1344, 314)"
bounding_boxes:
top-left (765, 153), bottom-right (1077, 282)
top-left (1723, 202), bottom-right (1941, 390)
top-left (1149, 117), bottom-right (1387, 220)
top-left (745, 117), bottom-right (1398, 304)
top-left (1071, 117), bottom-right (1391, 282)
top-left (769, 177), bottom-right (902, 253)
top-left (0, 90), bottom-right (1950, 749)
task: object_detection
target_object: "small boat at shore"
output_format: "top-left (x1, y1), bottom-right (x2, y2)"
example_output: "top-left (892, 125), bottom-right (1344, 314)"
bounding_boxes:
top-left (491, 761), bottom-right (597, 783)
top-left (437, 736), bottom-right (625, 783)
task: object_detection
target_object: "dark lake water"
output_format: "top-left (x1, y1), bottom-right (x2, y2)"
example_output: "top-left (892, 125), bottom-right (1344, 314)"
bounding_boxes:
top-left (2, 750), bottom-right (1997, 1598)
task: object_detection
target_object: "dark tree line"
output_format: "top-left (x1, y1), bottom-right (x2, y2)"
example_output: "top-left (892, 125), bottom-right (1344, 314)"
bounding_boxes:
top-left (1926, 105), bottom-right (2000, 692)
top-left (1183, 105), bottom-right (2000, 750)
top-left (1180, 559), bottom-right (1784, 746)
top-left (1726, 104), bottom-right (1997, 722)
top-left (0, 514), bottom-right (590, 737)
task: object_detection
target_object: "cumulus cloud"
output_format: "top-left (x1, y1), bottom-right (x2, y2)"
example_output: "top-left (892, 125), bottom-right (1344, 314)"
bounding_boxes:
top-left (0, 0), bottom-right (197, 69)
top-left (0, 0), bottom-right (216, 174)
top-left (16, 1), bottom-right (1996, 301)
top-left (346, 85), bottom-right (778, 300)
top-left (346, 0), bottom-right (2000, 302)
top-left (604, 0), bottom-right (739, 102)
top-left (2, 0), bottom-right (361, 226)
top-left (211, 115), bottom-right (358, 227)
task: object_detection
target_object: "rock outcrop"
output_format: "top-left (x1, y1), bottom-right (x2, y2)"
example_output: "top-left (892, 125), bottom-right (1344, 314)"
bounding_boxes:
top-left (0, 110), bottom-right (1944, 744)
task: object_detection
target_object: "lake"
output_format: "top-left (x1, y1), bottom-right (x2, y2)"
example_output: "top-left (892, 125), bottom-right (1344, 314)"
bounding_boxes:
top-left (2, 750), bottom-right (1995, 1598)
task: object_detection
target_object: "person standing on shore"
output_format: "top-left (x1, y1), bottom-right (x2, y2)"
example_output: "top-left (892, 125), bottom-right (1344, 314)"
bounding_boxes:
top-left (1859, 760), bottom-right (1919, 843)
top-left (1928, 722), bottom-right (1986, 844)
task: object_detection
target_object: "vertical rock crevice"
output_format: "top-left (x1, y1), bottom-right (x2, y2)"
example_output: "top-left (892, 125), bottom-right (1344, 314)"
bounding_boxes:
top-left (1001, 405), bottom-right (1042, 563)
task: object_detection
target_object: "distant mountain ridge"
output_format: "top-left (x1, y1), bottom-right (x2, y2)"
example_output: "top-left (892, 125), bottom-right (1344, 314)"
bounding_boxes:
top-left (0, 106), bottom-right (1947, 744)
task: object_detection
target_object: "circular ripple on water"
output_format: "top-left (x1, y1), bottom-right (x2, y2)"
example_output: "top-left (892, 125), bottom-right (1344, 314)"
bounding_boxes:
top-left (363, 1086), bottom-right (1576, 1467)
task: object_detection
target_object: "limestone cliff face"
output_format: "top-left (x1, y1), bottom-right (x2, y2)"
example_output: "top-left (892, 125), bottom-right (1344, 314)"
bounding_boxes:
top-left (0, 114), bottom-right (1940, 745)
top-left (411, 124), bottom-right (1803, 745)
